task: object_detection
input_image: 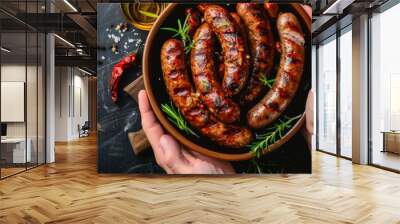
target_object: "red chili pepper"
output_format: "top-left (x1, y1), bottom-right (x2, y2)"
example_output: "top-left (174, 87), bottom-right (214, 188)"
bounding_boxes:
top-left (110, 53), bottom-right (136, 103)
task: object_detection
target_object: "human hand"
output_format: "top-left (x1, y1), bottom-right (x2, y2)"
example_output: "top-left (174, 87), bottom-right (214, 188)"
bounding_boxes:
top-left (302, 5), bottom-right (312, 18)
top-left (301, 5), bottom-right (313, 149)
top-left (302, 90), bottom-right (314, 149)
top-left (138, 90), bottom-right (235, 174)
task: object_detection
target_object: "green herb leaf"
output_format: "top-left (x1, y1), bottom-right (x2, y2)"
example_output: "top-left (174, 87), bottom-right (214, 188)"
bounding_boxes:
top-left (248, 114), bottom-right (302, 159)
top-left (251, 158), bottom-right (263, 174)
top-left (138, 10), bottom-right (159, 19)
top-left (259, 76), bottom-right (275, 88)
top-left (160, 27), bottom-right (179, 32)
top-left (184, 39), bottom-right (196, 54)
top-left (161, 102), bottom-right (199, 138)
top-left (161, 14), bottom-right (195, 54)
top-left (177, 18), bottom-right (182, 31)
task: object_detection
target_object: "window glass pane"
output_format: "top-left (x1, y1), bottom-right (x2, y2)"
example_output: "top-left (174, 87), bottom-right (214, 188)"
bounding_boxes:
top-left (311, 45), bottom-right (317, 150)
top-left (371, 3), bottom-right (400, 171)
top-left (1, 31), bottom-right (27, 177)
top-left (340, 28), bottom-right (352, 158)
top-left (1, 0), bottom-right (46, 179)
top-left (27, 31), bottom-right (38, 169)
top-left (26, 0), bottom-right (43, 169)
top-left (318, 36), bottom-right (337, 154)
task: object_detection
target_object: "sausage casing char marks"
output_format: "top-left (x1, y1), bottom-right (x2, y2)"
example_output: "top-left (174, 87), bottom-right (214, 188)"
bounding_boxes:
top-left (191, 23), bottom-right (240, 124)
top-left (215, 12), bottom-right (249, 81)
top-left (161, 39), bottom-right (253, 148)
top-left (203, 5), bottom-right (249, 96)
top-left (247, 13), bottom-right (305, 129)
top-left (161, 39), bottom-right (207, 126)
top-left (236, 3), bottom-right (275, 106)
top-left (230, 12), bottom-right (249, 55)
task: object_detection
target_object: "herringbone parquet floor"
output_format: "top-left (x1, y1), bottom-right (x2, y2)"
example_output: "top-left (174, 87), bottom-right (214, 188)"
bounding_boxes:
top-left (1, 135), bottom-right (400, 224)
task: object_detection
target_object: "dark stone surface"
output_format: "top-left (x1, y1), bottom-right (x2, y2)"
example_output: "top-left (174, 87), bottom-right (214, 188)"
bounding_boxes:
top-left (97, 3), bottom-right (162, 173)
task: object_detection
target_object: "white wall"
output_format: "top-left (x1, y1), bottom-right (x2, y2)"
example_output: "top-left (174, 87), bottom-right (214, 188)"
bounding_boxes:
top-left (72, 73), bottom-right (89, 138)
top-left (1, 65), bottom-right (40, 138)
top-left (54, 66), bottom-right (89, 141)
top-left (1, 65), bottom-right (26, 138)
top-left (55, 67), bottom-right (69, 141)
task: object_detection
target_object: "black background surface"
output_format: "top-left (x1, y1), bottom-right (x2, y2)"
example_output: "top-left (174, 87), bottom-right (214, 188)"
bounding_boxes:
top-left (97, 3), bottom-right (162, 173)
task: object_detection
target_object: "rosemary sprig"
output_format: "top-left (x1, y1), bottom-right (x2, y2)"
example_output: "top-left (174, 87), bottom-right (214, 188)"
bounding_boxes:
top-left (161, 102), bottom-right (199, 138)
top-left (184, 40), bottom-right (196, 54)
top-left (138, 10), bottom-right (159, 19)
top-left (251, 158), bottom-right (264, 174)
top-left (259, 76), bottom-right (275, 88)
top-left (248, 114), bottom-right (302, 158)
top-left (161, 14), bottom-right (194, 54)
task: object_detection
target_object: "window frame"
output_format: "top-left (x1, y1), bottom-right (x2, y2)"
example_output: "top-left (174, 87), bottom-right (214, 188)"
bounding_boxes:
top-left (367, 0), bottom-right (400, 173)
top-left (315, 24), bottom-right (353, 161)
top-left (0, 0), bottom-right (48, 180)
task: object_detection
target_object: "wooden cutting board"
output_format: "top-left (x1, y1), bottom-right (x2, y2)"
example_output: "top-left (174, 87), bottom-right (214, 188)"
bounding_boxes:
top-left (123, 75), bottom-right (151, 155)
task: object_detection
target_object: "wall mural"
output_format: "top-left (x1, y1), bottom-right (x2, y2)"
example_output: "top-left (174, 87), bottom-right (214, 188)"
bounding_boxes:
top-left (97, 2), bottom-right (312, 174)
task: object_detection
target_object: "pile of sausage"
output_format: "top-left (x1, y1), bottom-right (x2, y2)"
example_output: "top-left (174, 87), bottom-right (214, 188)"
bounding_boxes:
top-left (160, 3), bottom-right (305, 149)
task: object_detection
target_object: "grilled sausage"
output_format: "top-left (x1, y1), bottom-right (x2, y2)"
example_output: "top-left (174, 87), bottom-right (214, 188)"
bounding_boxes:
top-left (161, 39), bottom-right (253, 148)
top-left (247, 13), bottom-right (305, 129)
top-left (185, 8), bottom-right (202, 37)
top-left (216, 12), bottom-right (250, 81)
top-left (203, 5), bottom-right (249, 96)
top-left (191, 23), bottom-right (240, 124)
top-left (197, 4), bottom-right (207, 13)
top-left (236, 3), bottom-right (275, 106)
top-left (230, 12), bottom-right (249, 49)
top-left (264, 3), bottom-right (279, 19)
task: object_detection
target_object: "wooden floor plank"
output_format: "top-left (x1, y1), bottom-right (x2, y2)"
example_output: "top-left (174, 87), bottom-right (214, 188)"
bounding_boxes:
top-left (0, 135), bottom-right (400, 223)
